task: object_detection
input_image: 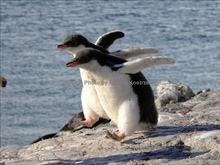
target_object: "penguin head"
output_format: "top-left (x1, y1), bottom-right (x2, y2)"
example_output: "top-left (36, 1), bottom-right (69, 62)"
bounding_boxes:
top-left (57, 34), bottom-right (91, 55)
top-left (66, 48), bottom-right (101, 69)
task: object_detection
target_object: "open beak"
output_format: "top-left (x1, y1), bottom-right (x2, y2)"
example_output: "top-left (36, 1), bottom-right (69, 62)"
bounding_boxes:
top-left (57, 44), bottom-right (67, 49)
top-left (66, 61), bottom-right (78, 67)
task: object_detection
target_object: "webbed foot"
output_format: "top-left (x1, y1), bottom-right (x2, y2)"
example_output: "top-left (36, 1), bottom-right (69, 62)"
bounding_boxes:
top-left (106, 130), bottom-right (126, 141)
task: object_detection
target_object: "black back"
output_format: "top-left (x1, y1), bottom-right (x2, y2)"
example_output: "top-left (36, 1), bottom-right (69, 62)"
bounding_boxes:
top-left (129, 73), bottom-right (158, 125)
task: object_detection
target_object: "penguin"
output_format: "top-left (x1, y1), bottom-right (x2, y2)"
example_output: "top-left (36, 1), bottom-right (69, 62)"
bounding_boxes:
top-left (57, 31), bottom-right (159, 59)
top-left (57, 31), bottom-right (160, 128)
top-left (66, 48), bottom-right (175, 141)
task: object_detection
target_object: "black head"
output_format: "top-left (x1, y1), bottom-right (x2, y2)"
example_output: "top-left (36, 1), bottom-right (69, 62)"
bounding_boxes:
top-left (57, 34), bottom-right (90, 49)
top-left (66, 48), bottom-right (103, 67)
top-left (66, 48), bottom-right (127, 70)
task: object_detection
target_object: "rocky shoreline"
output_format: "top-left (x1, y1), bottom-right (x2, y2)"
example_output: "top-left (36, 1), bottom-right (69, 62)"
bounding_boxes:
top-left (1, 81), bottom-right (220, 165)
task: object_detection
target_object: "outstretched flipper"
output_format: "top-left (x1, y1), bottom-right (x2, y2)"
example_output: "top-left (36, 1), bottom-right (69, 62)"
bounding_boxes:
top-left (110, 47), bottom-right (159, 59)
top-left (95, 31), bottom-right (159, 59)
top-left (113, 56), bottom-right (175, 74)
top-left (95, 30), bottom-right (124, 49)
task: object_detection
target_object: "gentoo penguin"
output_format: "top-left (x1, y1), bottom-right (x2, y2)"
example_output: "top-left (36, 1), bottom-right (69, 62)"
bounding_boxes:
top-left (57, 32), bottom-right (159, 59)
top-left (57, 31), bottom-right (160, 128)
top-left (0, 77), bottom-right (7, 87)
top-left (66, 48), bottom-right (175, 141)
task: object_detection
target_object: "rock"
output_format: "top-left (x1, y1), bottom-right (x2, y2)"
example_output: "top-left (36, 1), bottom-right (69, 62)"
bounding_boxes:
top-left (156, 80), bottom-right (195, 108)
top-left (0, 77), bottom-right (7, 88)
top-left (0, 84), bottom-right (220, 165)
top-left (30, 112), bottom-right (110, 144)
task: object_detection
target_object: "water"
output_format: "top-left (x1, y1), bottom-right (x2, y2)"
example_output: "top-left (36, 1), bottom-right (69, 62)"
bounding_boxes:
top-left (0, 0), bottom-right (219, 147)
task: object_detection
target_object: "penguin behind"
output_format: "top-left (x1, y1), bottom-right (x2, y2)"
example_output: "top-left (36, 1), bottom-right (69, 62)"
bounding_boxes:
top-left (66, 48), bottom-right (175, 141)
top-left (57, 32), bottom-right (159, 59)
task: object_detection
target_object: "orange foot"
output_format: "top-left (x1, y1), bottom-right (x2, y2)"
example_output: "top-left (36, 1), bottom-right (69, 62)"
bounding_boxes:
top-left (81, 117), bottom-right (96, 127)
top-left (106, 130), bottom-right (126, 141)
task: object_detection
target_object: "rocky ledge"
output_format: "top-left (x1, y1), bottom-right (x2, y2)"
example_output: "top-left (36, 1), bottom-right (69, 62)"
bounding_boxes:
top-left (1, 81), bottom-right (220, 165)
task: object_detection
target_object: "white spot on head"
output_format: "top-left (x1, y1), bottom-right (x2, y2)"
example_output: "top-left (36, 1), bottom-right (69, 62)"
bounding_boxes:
top-left (75, 60), bottom-right (100, 71)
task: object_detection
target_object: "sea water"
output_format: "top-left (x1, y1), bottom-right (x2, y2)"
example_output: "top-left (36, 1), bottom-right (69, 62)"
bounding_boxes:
top-left (0, 1), bottom-right (219, 147)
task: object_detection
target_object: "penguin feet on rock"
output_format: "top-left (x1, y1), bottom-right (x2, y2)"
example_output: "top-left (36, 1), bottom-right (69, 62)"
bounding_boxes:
top-left (81, 117), bottom-right (97, 127)
top-left (106, 130), bottom-right (126, 141)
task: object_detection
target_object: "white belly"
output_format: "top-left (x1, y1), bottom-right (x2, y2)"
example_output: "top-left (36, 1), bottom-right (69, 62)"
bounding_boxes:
top-left (80, 69), bottom-right (109, 119)
top-left (92, 67), bottom-right (139, 125)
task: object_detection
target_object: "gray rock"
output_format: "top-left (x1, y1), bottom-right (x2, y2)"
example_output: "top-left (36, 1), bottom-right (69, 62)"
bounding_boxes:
top-left (156, 80), bottom-right (195, 108)
top-left (1, 84), bottom-right (219, 165)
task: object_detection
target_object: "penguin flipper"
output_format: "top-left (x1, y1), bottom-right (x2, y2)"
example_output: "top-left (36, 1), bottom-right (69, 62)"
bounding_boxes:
top-left (95, 30), bottom-right (124, 49)
top-left (113, 56), bottom-right (175, 74)
top-left (109, 47), bottom-right (159, 59)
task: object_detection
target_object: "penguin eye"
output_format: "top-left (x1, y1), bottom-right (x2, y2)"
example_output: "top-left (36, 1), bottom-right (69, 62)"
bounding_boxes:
top-left (70, 39), bottom-right (78, 47)
top-left (81, 57), bottom-right (89, 63)
top-left (79, 55), bottom-right (91, 64)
